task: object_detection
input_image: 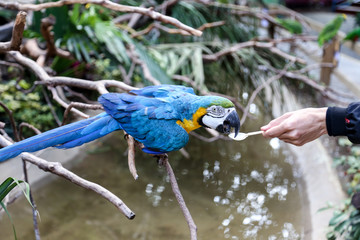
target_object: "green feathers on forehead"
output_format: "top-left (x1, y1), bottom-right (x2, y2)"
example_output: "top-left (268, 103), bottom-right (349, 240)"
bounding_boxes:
top-left (202, 96), bottom-right (234, 108)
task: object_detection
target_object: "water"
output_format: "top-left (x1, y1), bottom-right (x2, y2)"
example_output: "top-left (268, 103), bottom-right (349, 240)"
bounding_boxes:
top-left (0, 123), bottom-right (307, 239)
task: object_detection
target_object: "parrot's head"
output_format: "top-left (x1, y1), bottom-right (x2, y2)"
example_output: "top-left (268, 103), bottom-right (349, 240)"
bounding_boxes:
top-left (198, 97), bottom-right (241, 137)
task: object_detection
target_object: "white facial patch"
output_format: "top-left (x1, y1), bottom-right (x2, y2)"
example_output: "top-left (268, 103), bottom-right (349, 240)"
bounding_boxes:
top-left (202, 107), bottom-right (236, 129)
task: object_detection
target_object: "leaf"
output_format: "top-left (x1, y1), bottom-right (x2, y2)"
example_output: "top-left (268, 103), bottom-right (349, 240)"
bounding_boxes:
top-left (66, 38), bottom-right (74, 52)
top-left (0, 178), bottom-right (18, 201)
top-left (0, 177), bottom-right (32, 240)
top-left (112, 34), bottom-right (130, 65)
top-left (78, 37), bottom-right (91, 62)
top-left (71, 38), bottom-right (82, 61)
top-left (334, 219), bottom-right (349, 234)
top-left (84, 25), bottom-right (96, 41)
top-left (326, 231), bottom-right (336, 240)
top-left (329, 212), bottom-right (347, 226)
top-left (70, 4), bottom-right (81, 25)
top-left (352, 225), bottom-right (360, 238)
top-left (0, 201), bottom-right (18, 240)
top-left (191, 47), bottom-right (206, 91)
top-left (132, 41), bottom-right (174, 84)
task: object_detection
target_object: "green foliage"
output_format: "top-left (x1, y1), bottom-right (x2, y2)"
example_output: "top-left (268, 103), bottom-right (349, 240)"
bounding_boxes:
top-left (1, 177), bottom-right (32, 240)
top-left (168, 2), bottom-right (257, 43)
top-left (0, 80), bottom-right (56, 133)
top-left (327, 138), bottom-right (360, 239)
top-left (276, 17), bottom-right (303, 34)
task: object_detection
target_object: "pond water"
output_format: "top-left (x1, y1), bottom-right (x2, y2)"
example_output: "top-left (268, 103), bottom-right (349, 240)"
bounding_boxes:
top-left (0, 118), bottom-right (307, 239)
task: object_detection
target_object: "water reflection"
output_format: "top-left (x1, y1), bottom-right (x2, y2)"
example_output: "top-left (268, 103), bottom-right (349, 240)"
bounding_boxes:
top-left (0, 124), bottom-right (306, 239)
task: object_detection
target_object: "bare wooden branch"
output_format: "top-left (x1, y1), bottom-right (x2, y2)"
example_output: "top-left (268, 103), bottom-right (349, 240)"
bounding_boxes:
top-left (0, 134), bottom-right (135, 219)
top-left (61, 102), bottom-right (103, 125)
top-left (9, 51), bottom-right (136, 92)
top-left (125, 134), bottom-right (138, 180)
top-left (41, 15), bottom-right (57, 58)
top-left (0, 11), bottom-right (26, 52)
top-left (7, 51), bottom-right (137, 119)
top-left (0, 127), bottom-right (14, 144)
top-left (203, 41), bottom-right (306, 64)
top-left (267, 65), bottom-right (351, 104)
top-left (21, 158), bottom-right (41, 240)
top-left (0, 102), bottom-right (20, 141)
top-left (19, 123), bottom-right (42, 140)
top-left (241, 61), bottom-right (295, 124)
top-left (159, 154), bottom-right (197, 240)
top-left (0, 0), bottom-right (202, 37)
top-left (22, 153), bottom-right (136, 219)
top-left (132, 21), bottom-right (225, 38)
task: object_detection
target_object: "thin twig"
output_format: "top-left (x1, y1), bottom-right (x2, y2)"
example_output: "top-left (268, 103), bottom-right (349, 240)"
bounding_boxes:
top-left (125, 134), bottom-right (138, 180)
top-left (19, 123), bottom-right (42, 140)
top-left (0, 11), bottom-right (26, 52)
top-left (41, 86), bottom-right (62, 126)
top-left (20, 152), bottom-right (136, 219)
top-left (203, 41), bottom-right (306, 64)
top-left (61, 102), bottom-right (103, 125)
top-left (0, 102), bottom-right (19, 141)
top-left (22, 159), bottom-right (41, 240)
top-left (132, 21), bottom-right (225, 38)
top-left (241, 61), bottom-right (295, 124)
top-left (63, 86), bottom-right (95, 104)
top-left (7, 51), bottom-right (137, 120)
top-left (9, 51), bottom-right (137, 93)
top-left (264, 64), bottom-right (352, 104)
top-left (159, 154), bottom-right (197, 240)
top-left (0, 0), bottom-right (202, 36)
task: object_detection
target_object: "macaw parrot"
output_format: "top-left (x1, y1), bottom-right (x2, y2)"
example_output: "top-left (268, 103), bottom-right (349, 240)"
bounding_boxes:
top-left (318, 14), bottom-right (347, 46)
top-left (0, 85), bottom-right (240, 162)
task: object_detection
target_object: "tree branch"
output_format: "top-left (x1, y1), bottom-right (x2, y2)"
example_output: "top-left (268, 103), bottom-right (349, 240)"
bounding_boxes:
top-left (240, 61), bottom-right (295, 124)
top-left (19, 123), bottom-right (42, 140)
top-left (159, 154), bottom-right (197, 240)
top-left (202, 40), bottom-right (306, 64)
top-left (0, 11), bottom-right (26, 52)
top-left (0, 135), bottom-right (136, 220)
top-left (125, 134), bottom-right (138, 180)
top-left (0, 0), bottom-right (202, 37)
top-left (7, 51), bottom-right (137, 120)
top-left (61, 102), bottom-right (103, 125)
top-left (0, 102), bottom-right (20, 142)
top-left (23, 153), bottom-right (136, 219)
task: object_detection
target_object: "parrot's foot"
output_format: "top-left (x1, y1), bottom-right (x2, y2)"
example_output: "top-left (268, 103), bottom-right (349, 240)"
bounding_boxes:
top-left (153, 153), bottom-right (168, 166)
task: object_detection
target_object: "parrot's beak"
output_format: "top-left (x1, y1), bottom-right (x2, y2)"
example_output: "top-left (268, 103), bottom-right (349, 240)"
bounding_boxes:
top-left (216, 109), bottom-right (240, 137)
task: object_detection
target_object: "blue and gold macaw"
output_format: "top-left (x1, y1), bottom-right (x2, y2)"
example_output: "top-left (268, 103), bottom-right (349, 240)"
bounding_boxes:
top-left (0, 85), bottom-right (240, 162)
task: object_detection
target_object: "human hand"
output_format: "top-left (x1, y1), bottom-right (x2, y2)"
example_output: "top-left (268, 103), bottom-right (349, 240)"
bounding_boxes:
top-left (261, 108), bottom-right (328, 146)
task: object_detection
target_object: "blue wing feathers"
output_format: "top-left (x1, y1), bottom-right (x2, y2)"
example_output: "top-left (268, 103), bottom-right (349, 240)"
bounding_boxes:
top-left (0, 85), bottom-right (201, 162)
top-left (56, 129), bottom-right (103, 149)
top-left (0, 113), bottom-right (122, 162)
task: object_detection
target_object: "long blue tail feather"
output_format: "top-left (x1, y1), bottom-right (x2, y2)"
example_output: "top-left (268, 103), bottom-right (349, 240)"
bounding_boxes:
top-left (0, 112), bottom-right (122, 162)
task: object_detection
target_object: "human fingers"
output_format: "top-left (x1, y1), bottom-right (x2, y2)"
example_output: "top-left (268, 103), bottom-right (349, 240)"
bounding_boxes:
top-left (261, 113), bottom-right (292, 131)
top-left (262, 123), bottom-right (290, 138)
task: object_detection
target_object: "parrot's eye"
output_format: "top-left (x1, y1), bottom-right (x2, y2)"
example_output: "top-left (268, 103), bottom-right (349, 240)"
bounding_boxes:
top-left (207, 106), bottom-right (225, 117)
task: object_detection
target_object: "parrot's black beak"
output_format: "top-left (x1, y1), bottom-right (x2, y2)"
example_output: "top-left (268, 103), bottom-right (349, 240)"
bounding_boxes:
top-left (216, 110), bottom-right (240, 137)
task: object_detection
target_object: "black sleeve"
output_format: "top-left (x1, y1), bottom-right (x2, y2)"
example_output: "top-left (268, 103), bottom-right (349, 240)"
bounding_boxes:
top-left (326, 102), bottom-right (360, 144)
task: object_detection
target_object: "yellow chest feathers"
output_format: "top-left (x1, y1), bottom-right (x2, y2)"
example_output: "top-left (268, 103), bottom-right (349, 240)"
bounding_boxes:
top-left (176, 107), bottom-right (207, 133)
